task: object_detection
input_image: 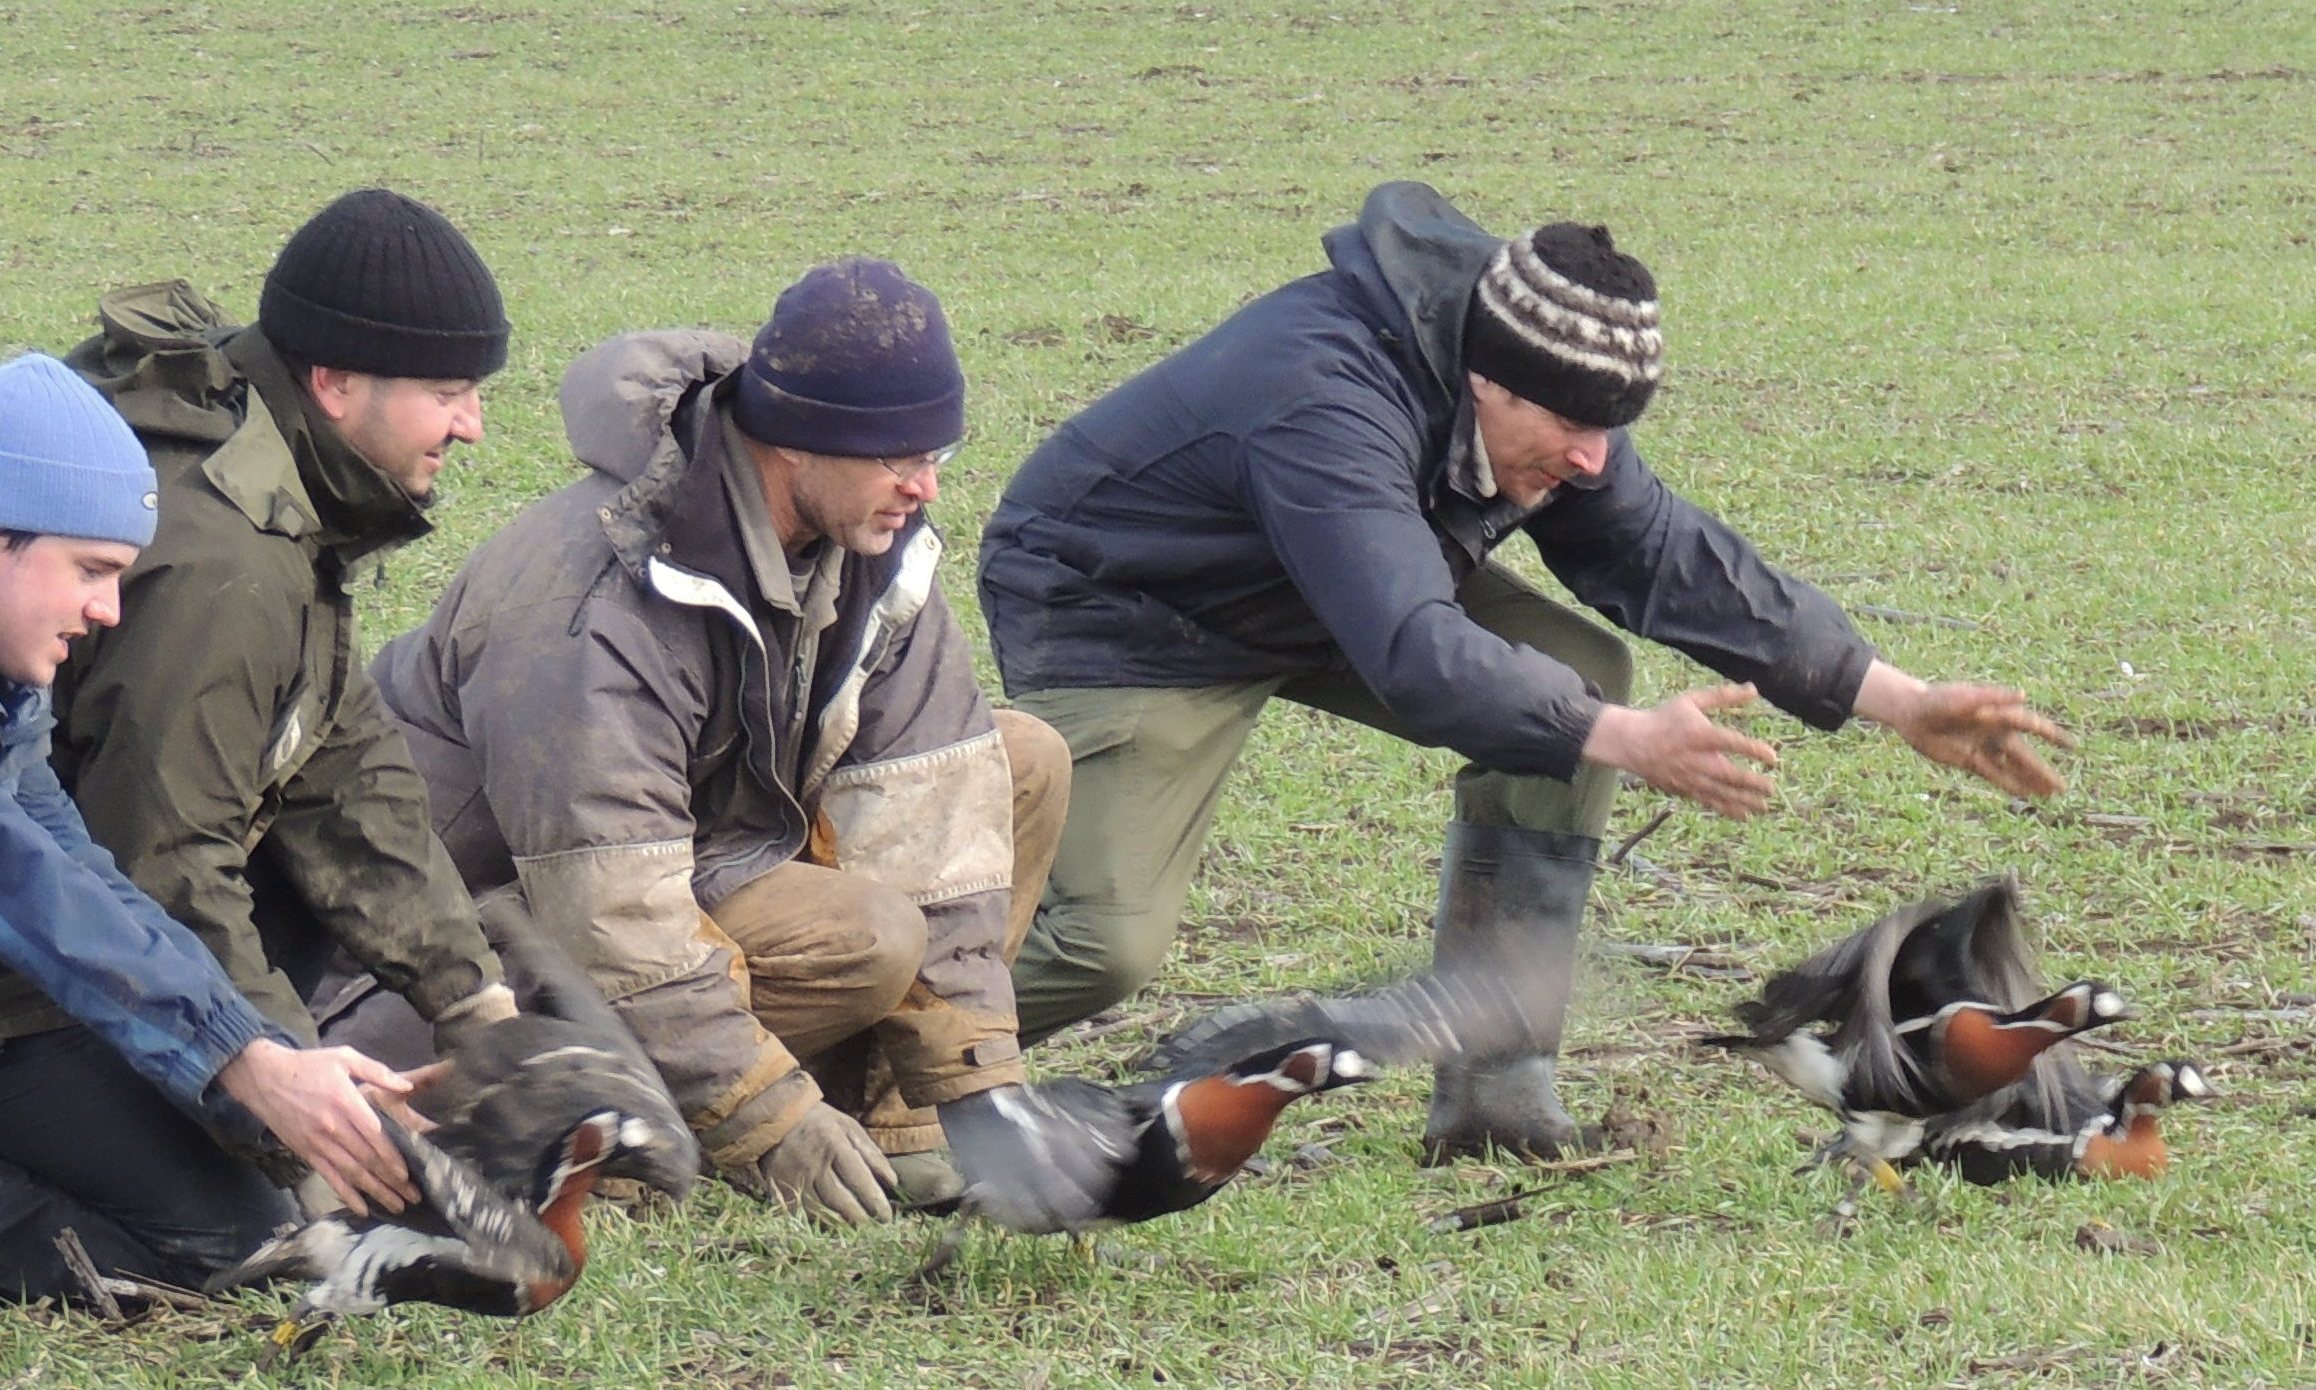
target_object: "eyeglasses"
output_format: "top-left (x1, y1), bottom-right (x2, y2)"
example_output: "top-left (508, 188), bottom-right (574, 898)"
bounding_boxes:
top-left (874, 444), bottom-right (961, 484)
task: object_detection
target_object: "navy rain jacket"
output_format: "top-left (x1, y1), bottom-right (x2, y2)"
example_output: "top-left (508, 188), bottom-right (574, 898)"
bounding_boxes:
top-left (978, 182), bottom-right (1876, 782)
top-left (1, 680), bottom-right (282, 1124)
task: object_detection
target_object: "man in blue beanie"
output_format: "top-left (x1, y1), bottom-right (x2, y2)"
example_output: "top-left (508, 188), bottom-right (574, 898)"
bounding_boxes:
top-left (371, 260), bottom-right (1069, 1226)
top-left (0, 353), bottom-right (427, 1304)
top-left (49, 189), bottom-right (520, 1091)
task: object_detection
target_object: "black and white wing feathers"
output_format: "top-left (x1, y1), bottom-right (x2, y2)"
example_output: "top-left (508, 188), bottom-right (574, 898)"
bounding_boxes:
top-left (938, 1080), bottom-right (1151, 1235)
top-left (1138, 963), bottom-right (1562, 1079)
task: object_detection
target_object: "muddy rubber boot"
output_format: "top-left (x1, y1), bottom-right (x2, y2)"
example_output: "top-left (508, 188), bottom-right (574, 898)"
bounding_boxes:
top-left (1420, 821), bottom-right (1599, 1164)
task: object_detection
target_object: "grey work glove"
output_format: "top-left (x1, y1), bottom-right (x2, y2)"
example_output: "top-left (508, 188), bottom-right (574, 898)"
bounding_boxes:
top-left (756, 1102), bottom-right (897, 1227)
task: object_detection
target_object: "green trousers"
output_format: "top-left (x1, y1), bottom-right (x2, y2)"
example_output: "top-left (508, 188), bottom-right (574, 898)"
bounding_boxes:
top-left (1009, 563), bottom-right (1634, 1043)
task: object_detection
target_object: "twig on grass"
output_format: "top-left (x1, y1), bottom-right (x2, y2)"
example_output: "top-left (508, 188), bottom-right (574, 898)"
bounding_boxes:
top-left (1428, 1190), bottom-right (1543, 1235)
top-left (1426, 1152), bottom-right (1642, 1234)
top-left (2186, 1007), bottom-right (2314, 1026)
top-left (99, 1276), bottom-right (210, 1313)
top-left (1607, 807), bottom-right (1675, 867)
top-left (1066, 1014), bottom-right (1164, 1046)
top-left (2208, 1034), bottom-right (2311, 1058)
top-left (53, 1228), bottom-right (124, 1323)
top-left (2065, 1033), bottom-right (2149, 1058)
top-left (1592, 941), bottom-right (1755, 980)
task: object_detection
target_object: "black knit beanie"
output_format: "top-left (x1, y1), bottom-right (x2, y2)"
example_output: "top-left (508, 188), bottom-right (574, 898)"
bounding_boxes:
top-left (732, 258), bottom-right (966, 458)
top-left (1464, 222), bottom-right (1663, 429)
top-left (259, 188), bottom-right (510, 380)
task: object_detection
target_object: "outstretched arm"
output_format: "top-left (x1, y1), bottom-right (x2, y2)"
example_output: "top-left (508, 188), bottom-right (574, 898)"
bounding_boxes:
top-left (1575, 661), bottom-right (2073, 821)
top-left (1850, 660), bottom-right (2073, 798)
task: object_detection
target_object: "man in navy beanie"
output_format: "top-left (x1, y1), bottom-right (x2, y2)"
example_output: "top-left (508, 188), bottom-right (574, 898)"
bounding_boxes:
top-left (49, 190), bottom-right (520, 1115)
top-left (0, 353), bottom-right (430, 1303)
top-left (371, 260), bottom-right (1069, 1226)
top-left (980, 182), bottom-right (2074, 1162)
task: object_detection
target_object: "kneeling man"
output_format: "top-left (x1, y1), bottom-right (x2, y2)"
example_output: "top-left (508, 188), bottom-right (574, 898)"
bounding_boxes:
top-left (373, 261), bottom-right (1066, 1225)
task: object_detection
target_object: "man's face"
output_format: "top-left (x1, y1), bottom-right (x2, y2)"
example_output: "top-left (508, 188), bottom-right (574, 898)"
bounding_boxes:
top-left (1468, 373), bottom-right (1612, 510)
top-left (313, 370), bottom-right (484, 501)
top-left (0, 536), bottom-right (138, 686)
top-left (786, 449), bottom-right (946, 556)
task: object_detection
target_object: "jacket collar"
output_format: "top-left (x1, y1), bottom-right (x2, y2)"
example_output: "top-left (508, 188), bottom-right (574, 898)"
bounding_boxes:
top-left (1321, 182), bottom-right (1507, 514)
top-left (218, 330), bottom-right (434, 568)
top-left (0, 682), bottom-right (52, 757)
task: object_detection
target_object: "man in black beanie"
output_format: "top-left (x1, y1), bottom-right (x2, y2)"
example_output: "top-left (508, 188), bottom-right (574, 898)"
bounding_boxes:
top-left (370, 260), bottom-right (1069, 1226)
top-left (978, 181), bottom-right (2074, 1161)
top-left (50, 189), bottom-right (520, 1137)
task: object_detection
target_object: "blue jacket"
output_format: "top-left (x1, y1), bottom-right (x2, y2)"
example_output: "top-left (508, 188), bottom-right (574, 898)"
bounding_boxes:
top-left (979, 182), bottom-right (1877, 782)
top-left (0, 679), bottom-right (282, 1122)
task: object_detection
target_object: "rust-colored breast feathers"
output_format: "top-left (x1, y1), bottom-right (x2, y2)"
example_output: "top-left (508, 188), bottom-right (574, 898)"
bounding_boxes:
top-left (1170, 1075), bottom-right (1295, 1184)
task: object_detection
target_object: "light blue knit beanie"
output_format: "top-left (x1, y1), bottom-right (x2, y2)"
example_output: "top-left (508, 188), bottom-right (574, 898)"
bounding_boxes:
top-left (0, 353), bottom-right (158, 547)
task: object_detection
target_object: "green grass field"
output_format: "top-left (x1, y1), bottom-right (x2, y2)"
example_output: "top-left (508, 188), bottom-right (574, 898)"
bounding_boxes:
top-left (4, 2), bottom-right (2313, 1385)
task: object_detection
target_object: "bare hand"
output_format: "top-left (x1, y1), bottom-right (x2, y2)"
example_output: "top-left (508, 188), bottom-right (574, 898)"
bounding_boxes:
top-left (1583, 683), bottom-right (1780, 819)
top-left (1870, 680), bottom-right (2074, 798)
top-left (365, 1059), bottom-right (453, 1135)
top-left (215, 1039), bottom-right (424, 1217)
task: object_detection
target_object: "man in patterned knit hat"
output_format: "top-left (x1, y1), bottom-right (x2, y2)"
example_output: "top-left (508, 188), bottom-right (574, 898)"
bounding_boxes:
top-left (979, 181), bottom-right (2073, 1161)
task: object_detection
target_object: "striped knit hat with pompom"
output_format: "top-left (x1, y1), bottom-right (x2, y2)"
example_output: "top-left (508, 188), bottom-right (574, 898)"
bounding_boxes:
top-left (1464, 222), bottom-right (1663, 429)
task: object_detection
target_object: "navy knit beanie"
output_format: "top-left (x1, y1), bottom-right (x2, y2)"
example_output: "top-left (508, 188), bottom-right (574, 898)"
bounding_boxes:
top-left (732, 259), bottom-right (965, 457)
top-left (0, 353), bottom-right (158, 547)
top-left (259, 188), bottom-right (510, 381)
top-left (1465, 222), bottom-right (1664, 429)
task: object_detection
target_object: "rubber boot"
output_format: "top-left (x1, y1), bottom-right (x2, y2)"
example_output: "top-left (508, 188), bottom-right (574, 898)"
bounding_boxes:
top-left (1420, 821), bottom-right (1599, 1164)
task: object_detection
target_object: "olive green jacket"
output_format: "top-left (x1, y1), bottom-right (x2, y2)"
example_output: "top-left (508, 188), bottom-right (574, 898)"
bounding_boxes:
top-left (10, 281), bottom-right (506, 1043)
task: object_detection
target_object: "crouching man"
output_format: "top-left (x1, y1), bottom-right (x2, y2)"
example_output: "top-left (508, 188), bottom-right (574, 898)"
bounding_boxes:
top-left (52, 189), bottom-right (520, 1064)
top-left (372, 260), bottom-right (1068, 1225)
top-left (2, 354), bottom-right (425, 1302)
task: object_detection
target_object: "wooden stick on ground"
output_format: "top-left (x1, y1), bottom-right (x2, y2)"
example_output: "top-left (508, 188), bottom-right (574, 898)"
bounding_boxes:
top-left (53, 1228), bottom-right (125, 1323)
top-left (1607, 807), bottom-right (1676, 867)
top-left (1426, 1151), bottom-right (1644, 1234)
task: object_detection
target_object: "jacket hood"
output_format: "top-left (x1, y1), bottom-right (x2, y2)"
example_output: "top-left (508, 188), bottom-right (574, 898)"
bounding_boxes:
top-left (562, 330), bottom-right (747, 485)
top-left (563, 328), bottom-right (935, 607)
top-left (64, 281), bottom-right (431, 562)
top-left (71, 280), bottom-right (248, 449)
top-left (1320, 181), bottom-right (1506, 401)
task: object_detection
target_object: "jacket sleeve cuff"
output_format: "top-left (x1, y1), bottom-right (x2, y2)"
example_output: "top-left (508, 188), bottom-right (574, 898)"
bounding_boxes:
top-left (903, 1060), bottom-right (1029, 1116)
top-left (1544, 693), bottom-right (1603, 784)
top-left (401, 953), bottom-right (506, 1023)
top-left (1798, 641), bottom-right (1879, 732)
top-left (879, 1005), bottom-right (1027, 1107)
top-left (432, 981), bottom-right (520, 1028)
top-left (898, 1054), bottom-right (1029, 1107)
top-left (188, 994), bottom-right (282, 1082)
top-left (190, 1007), bottom-right (303, 1139)
top-left (696, 1055), bottom-right (825, 1173)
